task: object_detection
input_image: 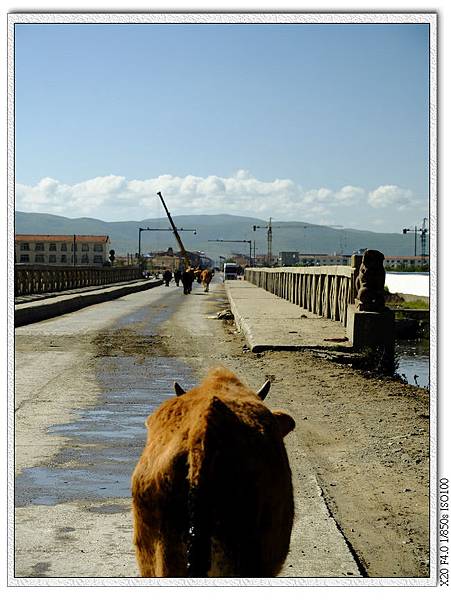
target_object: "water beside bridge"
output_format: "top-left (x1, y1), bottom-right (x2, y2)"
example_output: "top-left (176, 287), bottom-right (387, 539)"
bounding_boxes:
top-left (385, 272), bottom-right (430, 297)
top-left (395, 339), bottom-right (430, 389)
top-left (384, 273), bottom-right (430, 389)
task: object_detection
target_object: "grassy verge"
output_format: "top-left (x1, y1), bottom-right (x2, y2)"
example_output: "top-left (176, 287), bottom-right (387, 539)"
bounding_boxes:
top-left (384, 288), bottom-right (429, 310)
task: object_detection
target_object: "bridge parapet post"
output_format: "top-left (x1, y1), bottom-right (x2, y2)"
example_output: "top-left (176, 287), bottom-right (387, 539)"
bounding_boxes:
top-left (346, 250), bottom-right (394, 355)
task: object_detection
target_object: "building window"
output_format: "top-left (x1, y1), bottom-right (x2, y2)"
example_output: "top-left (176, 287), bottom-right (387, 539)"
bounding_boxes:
top-left (82, 243), bottom-right (89, 251)
top-left (61, 243), bottom-right (67, 251)
top-left (35, 254), bottom-right (45, 263)
top-left (93, 255), bottom-right (103, 263)
top-left (93, 244), bottom-right (103, 252)
top-left (20, 254), bottom-right (30, 262)
top-left (71, 243), bottom-right (77, 251)
top-left (81, 254), bottom-right (89, 264)
top-left (20, 242), bottom-right (30, 251)
top-left (49, 243), bottom-right (57, 251)
top-left (35, 243), bottom-right (44, 251)
top-left (49, 255), bottom-right (57, 263)
top-left (60, 255), bottom-right (67, 263)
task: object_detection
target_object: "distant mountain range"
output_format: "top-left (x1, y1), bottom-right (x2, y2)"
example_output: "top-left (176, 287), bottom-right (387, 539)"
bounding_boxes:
top-left (15, 211), bottom-right (418, 261)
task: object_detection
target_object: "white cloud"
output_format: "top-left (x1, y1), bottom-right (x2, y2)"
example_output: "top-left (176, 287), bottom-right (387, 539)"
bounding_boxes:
top-left (368, 185), bottom-right (416, 210)
top-left (15, 172), bottom-right (424, 232)
top-left (302, 188), bottom-right (333, 205)
top-left (334, 185), bottom-right (366, 205)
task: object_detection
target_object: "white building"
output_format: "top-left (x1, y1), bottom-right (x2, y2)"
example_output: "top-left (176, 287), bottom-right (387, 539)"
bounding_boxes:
top-left (15, 234), bottom-right (110, 266)
top-left (384, 255), bottom-right (429, 269)
top-left (279, 253), bottom-right (351, 266)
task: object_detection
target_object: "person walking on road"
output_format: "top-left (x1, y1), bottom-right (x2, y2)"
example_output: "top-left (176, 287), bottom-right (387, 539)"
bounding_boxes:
top-left (182, 267), bottom-right (195, 295)
top-left (163, 269), bottom-right (173, 287)
top-left (174, 270), bottom-right (182, 287)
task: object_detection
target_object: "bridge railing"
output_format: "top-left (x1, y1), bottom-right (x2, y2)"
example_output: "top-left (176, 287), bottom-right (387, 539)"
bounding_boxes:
top-left (244, 265), bottom-right (358, 326)
top-left (15, 265), bottom-right (142, 297)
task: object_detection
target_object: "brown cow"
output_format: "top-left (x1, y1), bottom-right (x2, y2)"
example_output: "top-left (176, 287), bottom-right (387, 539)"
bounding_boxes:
top-left (131, 366), bottom-right (295, 577)
top-left (200, 268), bottom-right (213, 292)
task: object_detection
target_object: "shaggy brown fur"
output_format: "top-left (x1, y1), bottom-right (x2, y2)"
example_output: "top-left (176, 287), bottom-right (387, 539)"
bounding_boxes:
top-left (131, 367), bottom-right (295, 577)
top-left (200, 269), bottom-right (213, 292)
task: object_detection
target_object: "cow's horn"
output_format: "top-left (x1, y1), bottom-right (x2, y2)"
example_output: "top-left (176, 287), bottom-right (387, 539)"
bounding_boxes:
top-left (174, 382), bottom-right (186, 396)
top-left (257, 380), bottom-right (271, 400)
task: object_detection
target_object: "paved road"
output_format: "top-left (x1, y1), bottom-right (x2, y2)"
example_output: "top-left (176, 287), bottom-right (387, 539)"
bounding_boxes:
top-left (13, 279), bottom-right (360, 581)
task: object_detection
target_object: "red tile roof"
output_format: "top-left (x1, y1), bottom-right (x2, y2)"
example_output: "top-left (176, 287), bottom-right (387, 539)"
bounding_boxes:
top-left (15, 234), bottom-right (109, 243)
top-left (384, 256), bottom-right (428, 260)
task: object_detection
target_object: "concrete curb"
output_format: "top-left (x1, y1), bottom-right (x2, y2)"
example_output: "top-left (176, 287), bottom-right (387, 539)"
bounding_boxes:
top-left (15, 279), bottom-right (164, 327)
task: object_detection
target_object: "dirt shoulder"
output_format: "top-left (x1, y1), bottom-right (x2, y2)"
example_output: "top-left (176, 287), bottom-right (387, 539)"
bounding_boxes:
top-left (159, 285), bottom-right (430, 579)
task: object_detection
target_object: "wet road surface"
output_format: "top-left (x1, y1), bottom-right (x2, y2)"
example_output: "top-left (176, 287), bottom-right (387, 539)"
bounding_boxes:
top-left (14, 278), bottom-right (362, 581)
top-left (14, 282), bottom-right (201, 577)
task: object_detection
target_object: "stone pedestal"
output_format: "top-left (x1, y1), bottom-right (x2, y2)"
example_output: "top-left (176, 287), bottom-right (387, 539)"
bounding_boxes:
top-left (346, 304), bottom-right (395, 351)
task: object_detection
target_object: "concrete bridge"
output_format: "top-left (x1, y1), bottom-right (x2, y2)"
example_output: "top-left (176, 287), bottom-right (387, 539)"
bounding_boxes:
top-left (15, 253), bottom-right (394, 354)
top-left (11, 266), bottom-right (429, 583)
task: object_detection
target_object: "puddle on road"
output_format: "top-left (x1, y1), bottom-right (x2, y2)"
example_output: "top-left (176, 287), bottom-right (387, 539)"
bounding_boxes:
top-left (16, 357), bottom-right (196, 507)
top-left (15, 288), bottom-right (198, 507)
top-left (114, 302), bottom-right (174, 335)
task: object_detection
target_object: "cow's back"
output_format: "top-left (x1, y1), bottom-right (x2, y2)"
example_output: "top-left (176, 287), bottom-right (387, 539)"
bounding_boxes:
top-left (132, 368), bottom-right (294, 577)
top-left (189, 396), bottom-right (294, 576)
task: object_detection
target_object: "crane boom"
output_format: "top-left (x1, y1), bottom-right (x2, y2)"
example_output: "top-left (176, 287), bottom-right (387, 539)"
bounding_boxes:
top-left (157, 191), bottom-right (190, 269)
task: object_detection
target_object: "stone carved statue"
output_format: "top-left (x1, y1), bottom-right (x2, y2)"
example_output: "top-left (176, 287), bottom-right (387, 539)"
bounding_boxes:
top-left (355, 249), bottom-right (386, 312)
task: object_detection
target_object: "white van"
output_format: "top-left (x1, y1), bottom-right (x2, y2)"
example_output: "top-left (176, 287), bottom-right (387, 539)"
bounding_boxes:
top-left (223, 262), bottom-right (239, 281)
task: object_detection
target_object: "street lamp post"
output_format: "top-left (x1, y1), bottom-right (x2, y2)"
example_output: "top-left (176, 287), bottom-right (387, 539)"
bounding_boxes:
top-left (208, 239), bottom-right (252, 267)
top-left (138, 227), bottom-right (196, 265)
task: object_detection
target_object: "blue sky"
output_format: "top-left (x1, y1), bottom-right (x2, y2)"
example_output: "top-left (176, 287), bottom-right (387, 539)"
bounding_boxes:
top-left (14, 22), bottom-right (430, 232)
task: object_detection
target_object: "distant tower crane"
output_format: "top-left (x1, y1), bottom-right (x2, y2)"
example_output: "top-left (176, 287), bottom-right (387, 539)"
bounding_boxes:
top-left (403, 218), bottom-right (428, 264)
top-left (419, 218), bottom-right (428, 264)
top-left (252, 218), bottom-right (340, 266)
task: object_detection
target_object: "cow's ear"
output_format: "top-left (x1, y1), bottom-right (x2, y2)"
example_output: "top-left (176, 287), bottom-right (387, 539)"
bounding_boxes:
top-left (174, 382), bottom-right (186, 396)
top-left (256, 380), bottom-right (271, 401)
top-left (145, 414), bottom-right (152, 429)
top-left (272, 410), bottom-right (295, 437)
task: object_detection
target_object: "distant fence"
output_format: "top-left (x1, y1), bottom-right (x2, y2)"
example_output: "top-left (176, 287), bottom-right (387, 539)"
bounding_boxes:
top-left (15, 265), bottom-right (142, 297)
top-left (245, 265), bottom-right (358, 326)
